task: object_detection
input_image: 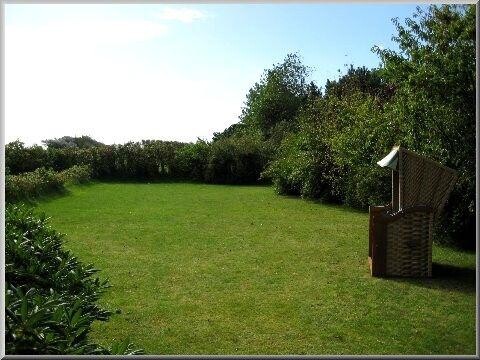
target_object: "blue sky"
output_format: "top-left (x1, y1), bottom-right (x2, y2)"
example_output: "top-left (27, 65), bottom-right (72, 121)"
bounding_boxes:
top-left (5, 4), bottom-right (426, 145)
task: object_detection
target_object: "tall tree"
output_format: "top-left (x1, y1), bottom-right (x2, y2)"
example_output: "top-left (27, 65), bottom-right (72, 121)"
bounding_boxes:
top-left (239, 53), bottom-right (313, 141)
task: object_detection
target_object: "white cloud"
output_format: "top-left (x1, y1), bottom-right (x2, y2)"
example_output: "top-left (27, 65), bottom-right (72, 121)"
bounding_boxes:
top-left (156, 7), bottom-right (207, 23)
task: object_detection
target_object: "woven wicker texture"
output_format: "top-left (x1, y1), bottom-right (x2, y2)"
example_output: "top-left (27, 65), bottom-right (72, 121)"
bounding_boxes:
top-left (385, 209), bottom-right (434, 277)
top-left (398, 148), bottom-right (457, 219)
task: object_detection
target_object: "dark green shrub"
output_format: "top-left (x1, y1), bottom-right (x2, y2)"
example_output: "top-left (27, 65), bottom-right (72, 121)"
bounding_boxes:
top-left (46, 147), bottom-right (79, 172)
top-left (141, 140), bottom-right (185, 179)
top-left (205, 135), bottom-right (267, 184)
top-left (113, 142), bottom-right (146, 179)
top-left (173, 140), bottom-right (210, 181)
top-left (5, 205), bottom-right (143, 355)
top-left (325, 93), bottom-right (396, 208)
top-left (6, 141), bottom-right (49, 175)
top-left (76, 146), bottom-right (117, 179)
top-left (261, 133), bottom-right (307, 196)
top-left (100, 141), bottom-right (185, 180)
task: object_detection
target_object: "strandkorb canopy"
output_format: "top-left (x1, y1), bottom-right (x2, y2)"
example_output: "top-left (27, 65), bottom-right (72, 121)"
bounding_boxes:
top-left (377, 146), bottom-right (457, 219)
top-left (377, 145), bottom-right (399, 170)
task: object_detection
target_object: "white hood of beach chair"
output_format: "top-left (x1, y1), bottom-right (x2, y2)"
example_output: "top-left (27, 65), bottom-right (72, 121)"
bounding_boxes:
top-left (377, 146), bottom-right (399, 170)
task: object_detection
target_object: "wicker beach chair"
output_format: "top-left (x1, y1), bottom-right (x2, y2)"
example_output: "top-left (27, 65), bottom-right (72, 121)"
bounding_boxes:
top-left (368, 146), bottom-right (457, 277)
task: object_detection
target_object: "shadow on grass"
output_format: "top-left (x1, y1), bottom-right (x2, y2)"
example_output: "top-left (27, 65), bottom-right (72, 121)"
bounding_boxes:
top-left (286, 195), bottom-right (367, 215)
top-left (390, 262), bottom-right (476, 294)
top-left (21, 182), bottom-right (96, 205)
top-left (98, 177), bottom-right (202, 185)
top-left (97, 177), bottom-right (272, 186)
top-left (8, 188), bottom-right (70, 207)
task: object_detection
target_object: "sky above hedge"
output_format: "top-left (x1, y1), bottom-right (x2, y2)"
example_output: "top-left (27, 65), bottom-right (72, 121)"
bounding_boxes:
top-left (5, 3), bottom-right (425, 146)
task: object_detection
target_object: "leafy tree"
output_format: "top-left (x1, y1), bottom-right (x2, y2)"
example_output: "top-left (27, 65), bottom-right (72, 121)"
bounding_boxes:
top-left (264, 5), bottom-right (475, 249)
top-left (239, 53), bottom-right (313, 141)
top-left (42, 136), bottom-right (104, 149)
top-left (325, 65), bottom-right (393, 102)
top-left (212, 123), bottom-right (250, 142)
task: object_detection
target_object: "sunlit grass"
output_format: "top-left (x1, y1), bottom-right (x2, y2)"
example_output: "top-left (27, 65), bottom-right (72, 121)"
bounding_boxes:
top-left (35, 182), bottom-right (475, 355)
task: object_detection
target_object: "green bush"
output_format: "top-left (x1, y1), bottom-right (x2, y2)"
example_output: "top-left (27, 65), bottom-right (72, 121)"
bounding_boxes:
top-left (173, 140), bottom-right (210, 181)
top-left (57, 165), bottom-right (92, 185)
top-left (205, 135), bottom-right (268, 184)
top-left (6, 168), bottom-right (64, 203)
top-left (325, 93), bottom-right (396, 208)
top-left (5, 205), bottom-right (143, 355)
top-left (262, 133), bottom-right (308, 196)
top-left (262, 97), bottom-right (345, 201)
top-left (47, 147), bottom-right (82, 173)
top-left (46, 141), bottom-right (186, 180)
top-left (83, 146), bottom-right (117, 178)
top-left (5, 138), bottom-right (269, 185)
top-left (5, 141), bottom-right (49, 175)
top-left (6, 165), bottom-right (92, 203)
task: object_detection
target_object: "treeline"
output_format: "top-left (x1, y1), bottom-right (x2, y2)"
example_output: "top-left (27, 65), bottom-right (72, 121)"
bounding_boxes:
top-left (5, 5), bottom-right (475, 249)
top-left (6, 137), bottom-right (269, 185)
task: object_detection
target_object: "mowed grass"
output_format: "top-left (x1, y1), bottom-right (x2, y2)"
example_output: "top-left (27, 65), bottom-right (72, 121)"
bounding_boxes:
top-left (35, 182), bottom-right (476, 355)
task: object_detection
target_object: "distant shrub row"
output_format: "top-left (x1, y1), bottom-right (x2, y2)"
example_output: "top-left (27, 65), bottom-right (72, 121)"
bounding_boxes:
top-left (6, 165), bottom-right (92, 203)
top-left (5, 204), bottom-right (143, 355)
top-left (6, 137), bottom-right (270, 185)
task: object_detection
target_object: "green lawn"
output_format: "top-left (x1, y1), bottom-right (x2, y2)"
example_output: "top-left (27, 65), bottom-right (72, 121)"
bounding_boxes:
top-left (34, 182), bottom-right (476, 355)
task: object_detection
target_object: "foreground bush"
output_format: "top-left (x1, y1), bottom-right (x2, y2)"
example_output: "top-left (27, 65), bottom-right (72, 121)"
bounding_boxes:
top-left (5, 205), bottom-right (143, 355)
top-left (5, 165), bottom-right (92, 203)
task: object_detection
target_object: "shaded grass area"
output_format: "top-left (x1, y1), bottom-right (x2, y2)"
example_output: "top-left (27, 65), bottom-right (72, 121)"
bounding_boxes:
top-left (35, 182), bottom-right (476, 355)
